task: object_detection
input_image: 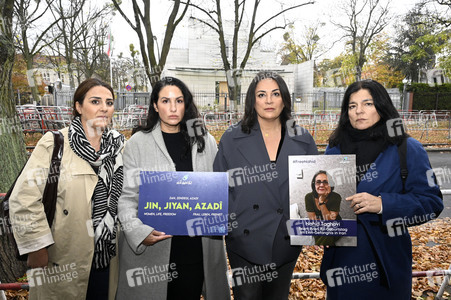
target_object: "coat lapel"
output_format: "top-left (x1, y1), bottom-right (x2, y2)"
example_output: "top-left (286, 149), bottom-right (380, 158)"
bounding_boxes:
top-left (356, 146), bottom-right (398, 194)
top-left (151, 123), bottom-right (176, 170)
top-left (61, 128), bottom-right (97, 205)
top-left (233, 123), bottom-right (280, 200)
top-left (326, 144), bottom-right (398, 194)
top-left (235, 123), bottom-right (269, 166)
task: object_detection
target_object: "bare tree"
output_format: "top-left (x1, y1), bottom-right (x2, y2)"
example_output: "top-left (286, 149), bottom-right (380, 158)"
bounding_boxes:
top-left (45, 0), bottom-right (112, 87)
top-left (44, 30), bottom-right (66, 82)
top-left (14, 0), bottom-right (62, 102)
top-left (74, 3), bottom-right (111, 82)
top-left (48, 0), bottom-right (86, 89)
top-left (332, 0), bottom-right (391, 80)
top-left (112, 53), bottom-right (134, 91)
top-left (420, 0), bottom-right (451, 27)
top-left (0, 0), bottom-right (28, 283)
top-left (111, 0), bottom-right (190, 87)
top-left (188, 0), bottom-right (314, 108)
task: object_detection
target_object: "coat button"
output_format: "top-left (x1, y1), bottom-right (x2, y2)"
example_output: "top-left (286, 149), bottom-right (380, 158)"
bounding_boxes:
top-left (277, 208), bottom-right (283, 214)
top-left (243, 229), bottom-right (250, 236)
top-left (284, 235), bottom-right (290, 240)
top-left (63, 209), bottom-right (69, 215)
top-left (253, 204), bottom-right (259, 210)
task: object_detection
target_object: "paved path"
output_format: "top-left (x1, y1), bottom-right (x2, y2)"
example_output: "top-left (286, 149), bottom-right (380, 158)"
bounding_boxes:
top-left (428, 151), bottom-right (451, 219)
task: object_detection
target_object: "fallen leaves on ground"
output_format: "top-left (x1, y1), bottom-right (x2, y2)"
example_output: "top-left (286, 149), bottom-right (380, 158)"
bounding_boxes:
top-left (410, 218), bottom-right (451, 300)
top-left (288, 218), bottom-right (450, 300)
top-left (3, 219), bottom-right (450, 299)
top-left (289, 245), bottom-right (325, 300)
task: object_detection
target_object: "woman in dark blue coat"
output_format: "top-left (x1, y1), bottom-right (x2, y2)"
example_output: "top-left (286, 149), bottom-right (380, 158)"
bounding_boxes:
top-left (320, 80), bottom-right (443, 299)
top-left (214, 71), bottom-right (318, 299)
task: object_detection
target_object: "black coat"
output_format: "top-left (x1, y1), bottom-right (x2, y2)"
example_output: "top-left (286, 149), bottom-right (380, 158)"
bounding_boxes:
top-left (213, 121), bottom-right (318, 266)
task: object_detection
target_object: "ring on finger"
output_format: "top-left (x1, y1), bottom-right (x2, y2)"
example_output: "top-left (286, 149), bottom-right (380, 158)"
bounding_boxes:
top-left (356, 203), bottom-right (360, 209)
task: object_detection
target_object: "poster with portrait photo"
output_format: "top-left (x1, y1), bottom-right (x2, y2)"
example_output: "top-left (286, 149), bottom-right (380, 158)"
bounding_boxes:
top-left (287, 155), bottom-right (357, 247)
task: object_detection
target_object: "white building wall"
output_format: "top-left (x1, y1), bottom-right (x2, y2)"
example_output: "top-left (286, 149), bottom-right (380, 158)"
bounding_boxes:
top-left (164, 18), bottom-right (314, 111)
top-left (166, 48), bottom-right (189, 66)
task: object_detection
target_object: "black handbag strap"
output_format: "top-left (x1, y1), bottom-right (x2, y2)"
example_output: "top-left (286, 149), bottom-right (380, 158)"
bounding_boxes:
top-left (397, 137), bottom-right (408, 193)
top-left (42, 131), bottom-right (64, 227)
top-left (1, 131), bottom-right (64, 228)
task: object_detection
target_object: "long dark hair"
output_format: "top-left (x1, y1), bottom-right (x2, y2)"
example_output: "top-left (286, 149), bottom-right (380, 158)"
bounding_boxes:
top-left (134, 77), bottom-right (205, 153)
top-left (241, 71), bottom-right (292, 134)
top-left (72, 78), bottom-right (114, 118)
top-left (328, 79), bottom-right (408, 147)
top-left (311, 170), bottom-right (335, 198)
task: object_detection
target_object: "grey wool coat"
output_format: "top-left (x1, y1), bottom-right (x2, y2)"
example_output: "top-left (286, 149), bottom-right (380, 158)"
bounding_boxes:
top-left (115, 123), bottom-right (230, 300)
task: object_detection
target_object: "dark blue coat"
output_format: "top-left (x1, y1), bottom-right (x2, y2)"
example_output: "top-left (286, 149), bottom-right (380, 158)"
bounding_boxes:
top-left (320, 137), bottom-right (443, 299)
top-left (213, 121), bottom-right (318, 266)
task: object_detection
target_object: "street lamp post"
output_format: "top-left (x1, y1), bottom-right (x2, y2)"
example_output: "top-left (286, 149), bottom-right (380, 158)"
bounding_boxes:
top-left (402, 78), bottom-right (410, 111)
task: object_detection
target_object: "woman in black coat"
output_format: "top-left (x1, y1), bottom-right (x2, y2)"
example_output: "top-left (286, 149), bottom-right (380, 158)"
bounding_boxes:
top-left (214, 71), bottom-right (318, 299)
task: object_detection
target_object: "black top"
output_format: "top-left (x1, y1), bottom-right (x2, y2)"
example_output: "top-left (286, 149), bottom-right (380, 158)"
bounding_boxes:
top-left (304, 191), bottom-right (342, 221)
top-left (162, 131), bottom-right (202, 264)
top-left (162, 131), bottom-right (193, 172)
top-left (304, 191), bottom-right (342, 245)
top-left (270, 126), bottom-right (286, 164)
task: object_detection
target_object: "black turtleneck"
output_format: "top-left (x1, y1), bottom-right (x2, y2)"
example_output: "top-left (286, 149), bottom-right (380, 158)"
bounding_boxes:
top-left (161, 131), bottom-right (202, 264)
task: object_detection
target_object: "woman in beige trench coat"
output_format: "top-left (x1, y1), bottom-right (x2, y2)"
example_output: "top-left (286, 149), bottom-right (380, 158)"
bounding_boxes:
top-left (9, 78), bottom-right (125, 299)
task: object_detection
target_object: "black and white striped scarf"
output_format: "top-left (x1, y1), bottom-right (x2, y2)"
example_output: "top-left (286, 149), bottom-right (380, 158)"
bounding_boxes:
top-left (68, 117), bottom-right (124, 269)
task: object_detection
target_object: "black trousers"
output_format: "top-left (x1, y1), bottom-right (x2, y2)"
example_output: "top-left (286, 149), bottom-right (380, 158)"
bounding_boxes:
top-left (228, 251), bottom-right (297, 300)
top-left (166, 262), bottom-right (204, 300)
top-left (167, 236), bottom-right (204, 299)
top-left (86, 264), bottom-right (109, 300)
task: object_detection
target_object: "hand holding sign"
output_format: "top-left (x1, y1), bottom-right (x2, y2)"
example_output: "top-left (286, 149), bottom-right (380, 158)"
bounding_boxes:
top-left (141, 230), bottom-right (172, 246)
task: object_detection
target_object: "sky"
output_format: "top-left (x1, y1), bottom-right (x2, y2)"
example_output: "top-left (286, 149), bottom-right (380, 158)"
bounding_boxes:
top-left (108, 0), bottom-right (426, 62)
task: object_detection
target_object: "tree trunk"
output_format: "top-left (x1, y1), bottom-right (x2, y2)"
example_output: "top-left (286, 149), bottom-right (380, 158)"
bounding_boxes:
top-left (355, 65), bottom-right (362, 81)
top-left (25, 57), bottom-right (40, 103)
top-left (226, 73), bottom-right (243, 110)
top-left (0, 0), bottom-right (28, 284)
top-left (68, 63), bottom-right (75, 89)
top-left (0, 222), bottom-right (27, 283)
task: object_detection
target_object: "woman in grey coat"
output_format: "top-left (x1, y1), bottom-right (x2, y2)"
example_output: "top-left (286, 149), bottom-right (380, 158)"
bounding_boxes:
top-left (116, 77), bottom-right (230, 300)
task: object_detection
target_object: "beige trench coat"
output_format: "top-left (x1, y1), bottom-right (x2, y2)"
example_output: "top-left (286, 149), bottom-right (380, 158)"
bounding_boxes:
top-left (9, 127), bottom-right (119, 299)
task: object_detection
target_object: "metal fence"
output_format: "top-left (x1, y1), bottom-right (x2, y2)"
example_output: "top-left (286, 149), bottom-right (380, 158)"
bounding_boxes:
top-left (45, 90), bottom-right (403, 112)
top-left (15, 105), bottom-right (72, 133)
top-left (116, 92), bottom-right (153, 109)
top-left (13, 105), bottom-right (451, 142)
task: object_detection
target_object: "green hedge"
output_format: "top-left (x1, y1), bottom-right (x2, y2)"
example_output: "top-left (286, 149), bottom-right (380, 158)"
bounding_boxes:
top-left (406, 83), bottom-right (451, 93)
top-left (406, 83), bottom-right (451, 110)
